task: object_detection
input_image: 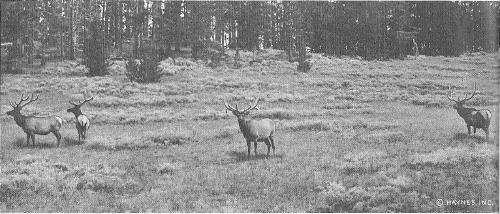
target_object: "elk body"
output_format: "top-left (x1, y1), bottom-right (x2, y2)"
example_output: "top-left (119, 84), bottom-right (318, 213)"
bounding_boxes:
top-left (6, 94), bottom-right (63, 146)
top-left (224, 98), bottom-right (276, 158)
top-left (447, 84), bottom-right (492, 139)
top-left (67, 96), bottom-right (93, 142)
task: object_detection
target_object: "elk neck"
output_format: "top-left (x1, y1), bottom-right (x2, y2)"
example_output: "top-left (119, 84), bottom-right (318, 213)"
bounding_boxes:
top-left (237, 117), bottom-right (252, 135)
top-left (71, 109), bottom-right (83, 118)
top-left (12, 113), bottom-right (27, 127)
top-left (456, 105), bottom-right (477, 119)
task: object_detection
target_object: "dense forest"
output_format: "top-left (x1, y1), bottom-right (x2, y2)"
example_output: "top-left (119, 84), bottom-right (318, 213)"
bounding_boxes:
top-left (1, 1), bottom-right (499, 70)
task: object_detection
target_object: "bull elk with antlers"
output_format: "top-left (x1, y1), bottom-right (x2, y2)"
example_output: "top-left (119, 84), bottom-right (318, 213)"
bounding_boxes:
top-left (224, 98), bottom-right (276, 158)
top-left (6, 94), bottom-right (63, 146)
top-left (447, 83), bottom-right (492, 139)
top-left (67, 96), bottom-right (93, 142)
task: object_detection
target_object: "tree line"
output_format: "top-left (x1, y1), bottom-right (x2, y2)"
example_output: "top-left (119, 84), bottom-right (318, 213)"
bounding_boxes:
top-left (1, 1), bottom-right (499, 64)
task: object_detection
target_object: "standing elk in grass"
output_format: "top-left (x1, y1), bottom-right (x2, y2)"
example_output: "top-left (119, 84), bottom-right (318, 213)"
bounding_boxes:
top-left (447, 83), bottom-right (492, 139)
top-left (67, 96), bottom-right (93, 142)
top-left (6, 94), bottom-right (63, 146)
top-left (224, 98), bottom-right (276, 158)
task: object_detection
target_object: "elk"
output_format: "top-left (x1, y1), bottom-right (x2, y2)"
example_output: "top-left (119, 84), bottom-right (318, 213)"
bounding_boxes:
top-left (447, 83), bottom-right (492, 139)
top-left (67, 96), bottom-right (93, 142)
top-left (6, 94), bottom-right (63, 146)
top-left (224, 98), bottom-right (276, 158)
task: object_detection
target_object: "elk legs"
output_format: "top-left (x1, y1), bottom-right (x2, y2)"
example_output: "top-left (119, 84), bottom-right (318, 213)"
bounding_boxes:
top-left (53, 131), bottom-right (61, 147)
top-left (264, 138), bottom-right (271, 157)
top-left (246, 140), bottom-right (251, 157)
top-left (269, 136), bottom-right (275, 156)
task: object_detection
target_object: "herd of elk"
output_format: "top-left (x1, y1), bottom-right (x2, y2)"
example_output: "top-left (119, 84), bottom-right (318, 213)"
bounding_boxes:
top-left (67, 96), bottom-right (93, 142)
top-left (6, 94), bottom-right (63, 147)
top-left (224, 98), bottom-right (276, 158)
top-left (447, 83), bottom-right (492, 139)
top-left (4, 85), bottom-right (493, 153)
top-left (6, 93), bottom-right (94, 147)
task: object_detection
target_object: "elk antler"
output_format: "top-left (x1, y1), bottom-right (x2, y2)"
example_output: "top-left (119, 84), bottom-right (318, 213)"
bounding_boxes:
top-left (241, 98), bottom-right (260, 113)
top-left (70, 96), bottom-right (94, 106)
top-left (12, 93), bottom-right (39, 109)
top-left (447, 85), bottom-right (460, 102)
top-left (447, 83), bottom-right (477, 103)
top-left (460, 83), bottom-right (477, 102)
top-left (224, 98), bottom-right (238, 112)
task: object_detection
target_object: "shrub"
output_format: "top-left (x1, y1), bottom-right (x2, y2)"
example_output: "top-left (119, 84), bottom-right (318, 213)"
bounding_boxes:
top-left (297, 60), bottom-right (312, 72)
top-left (404, 144), bottom-right (496, 168)
top-left (145, 129), bottom-right (193, 146)
top-left (214, 126), bottom-right (239, 139)
top-left (321, 183), bottom-right (433, 212)
top-left (126, 57), bottom-right (162, 83)
top-left (339, 150), bottom-right (391, 174)
top-left (86, 136), bottom-right (150, 151)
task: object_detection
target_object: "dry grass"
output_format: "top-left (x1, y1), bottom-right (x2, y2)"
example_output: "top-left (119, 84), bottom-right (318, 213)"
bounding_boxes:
top-left (0, 50), bottom-right (498, 212)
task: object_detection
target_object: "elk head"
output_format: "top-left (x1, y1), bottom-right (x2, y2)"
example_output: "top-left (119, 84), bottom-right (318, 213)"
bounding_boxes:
top-left (6, 93), bottom-right (39, 117)
top-left (447, 83), bottom-right (477, 109)
top-left (67, 96), bottom-right (93, 115)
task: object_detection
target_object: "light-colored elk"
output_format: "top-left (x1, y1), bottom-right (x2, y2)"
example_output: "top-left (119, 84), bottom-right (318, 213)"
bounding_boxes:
top-left (224, 98), bottom-right (276, 158)
top-left (447, 83), bottom-right (492, 139)
top-left (67, 96), bottom-right (93, 142)
top-left (6, 94), bottom-right (63, 146)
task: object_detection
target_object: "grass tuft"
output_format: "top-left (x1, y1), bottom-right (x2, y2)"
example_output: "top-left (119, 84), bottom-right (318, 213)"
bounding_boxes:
top-left (338, 150), bottom-right (391, 175)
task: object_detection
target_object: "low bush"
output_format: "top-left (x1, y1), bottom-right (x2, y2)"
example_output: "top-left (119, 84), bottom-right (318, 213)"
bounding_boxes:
top-left (404, 144), bottom-right (496, 169)
top-left (297, 60), bottom-right (312, 73)
top-left (0, 156), bottom-right (145, 208)
top-left (338, 150), bottom-right (392, 175)
top-left (359, 131), bottom-right (407, 144)
top-left (146, 129), bottom-right (193, 146)
top-left (126, 57), bottom-right (162, 83)
top-left (320, 181), bottom-right (434, 212)
top-left (214, 126), bottom-right (239, 139)
top-left (86, 136), bottom-right (150, 151)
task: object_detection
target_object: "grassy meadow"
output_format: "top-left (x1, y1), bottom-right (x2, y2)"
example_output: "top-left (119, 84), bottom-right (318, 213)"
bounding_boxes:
top-left (0, 50), bottom-right (498, 212)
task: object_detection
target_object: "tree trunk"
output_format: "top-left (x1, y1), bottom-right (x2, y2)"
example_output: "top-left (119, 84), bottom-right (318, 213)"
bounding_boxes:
top-left (296, 2), bottom-right (309, 72)
top-left (192, 2), bottom-right (200, 59)
top-left (68, 0), bottom-right (75, 60)
top-left (235, 2), bottom-right (241, 61)
top-left (283, 1), bottom-right (291, 62)
top-left (133, 1), bottom-right (140, 58)
top-left (59, 32), bottom-right (64, 60)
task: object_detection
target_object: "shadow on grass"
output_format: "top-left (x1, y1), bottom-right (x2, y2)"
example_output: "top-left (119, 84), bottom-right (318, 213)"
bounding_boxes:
top-left (227, 151), bottom-right (284, 162)
top-left (13, 136), bottom-right (84, 148)
top-left (13, 137), bottom-right (56, 149)
top-left (63, 136), bottom-right (85, 147)
top-left (452, 132), bottom-right (488, 142)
